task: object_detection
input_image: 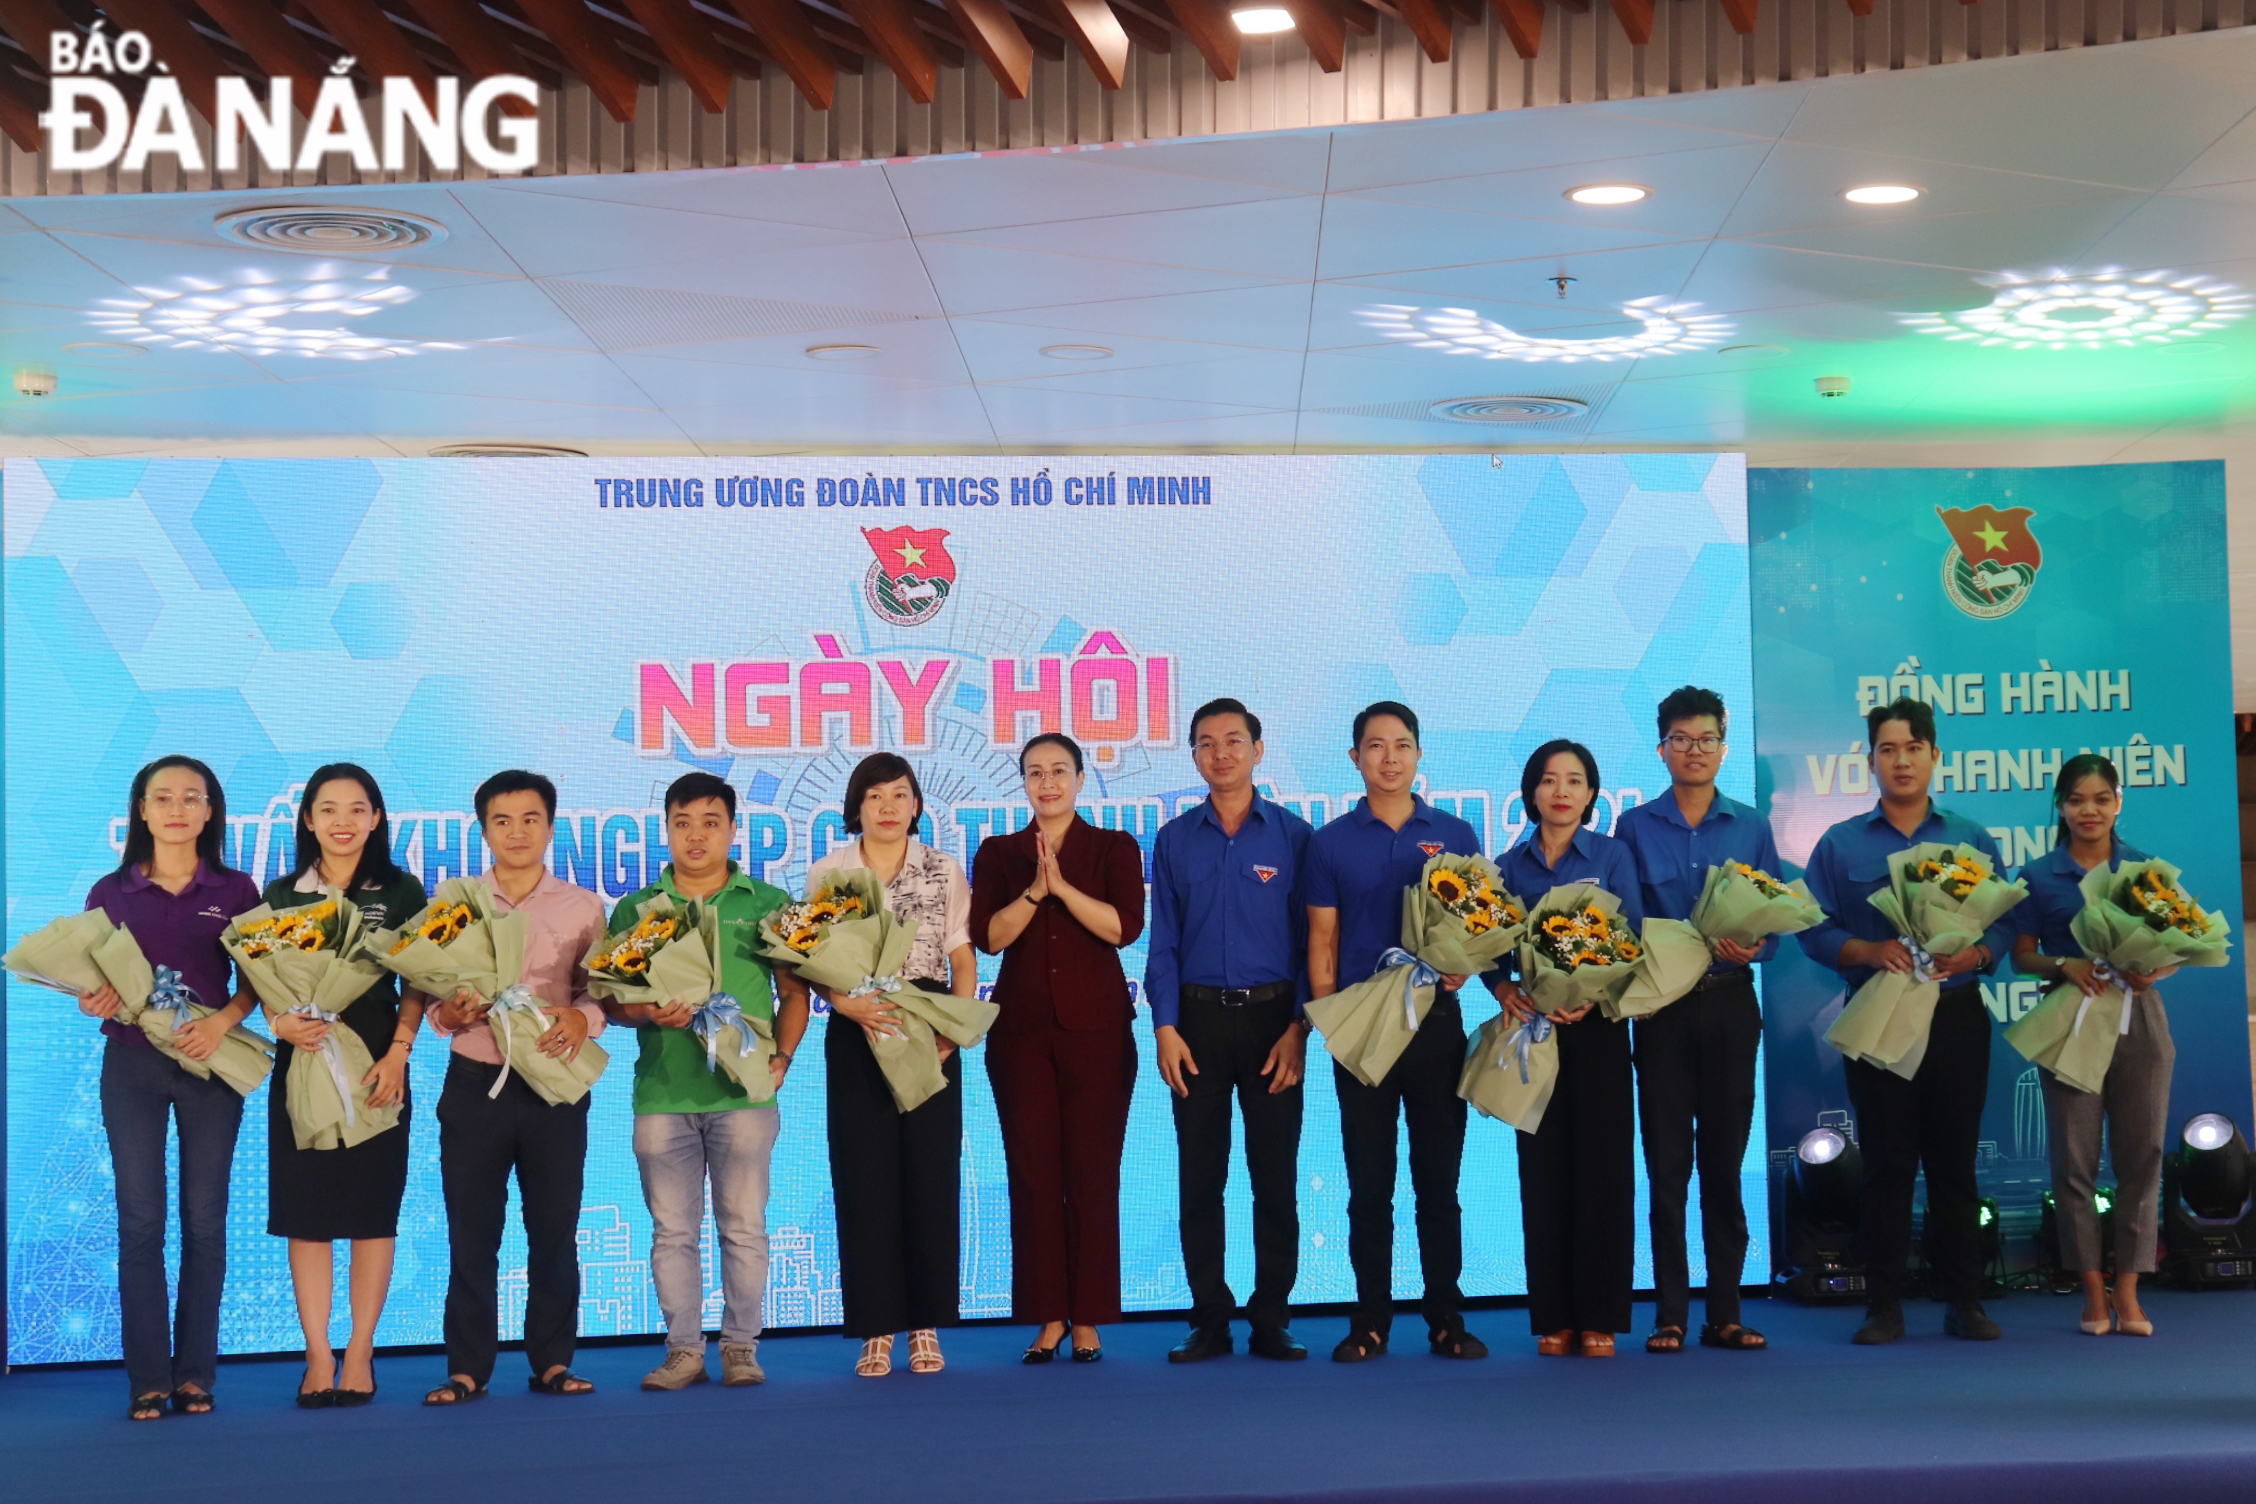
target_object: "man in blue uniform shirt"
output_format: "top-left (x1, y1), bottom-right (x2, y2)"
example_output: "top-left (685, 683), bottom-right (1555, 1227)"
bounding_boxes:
top-left (1148, 698), bottom-right (1314, 1364)
top-left (1615, 687), bottom-right (1778, 1355)
top-left (1800, 696), bottom-right (2016, 1346)
top-left (1306, 701), bottom-right (1488, 1364)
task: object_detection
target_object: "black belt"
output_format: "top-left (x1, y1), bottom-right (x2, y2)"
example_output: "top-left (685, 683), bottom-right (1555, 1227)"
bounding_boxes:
top-left (1181, 981), bottom-right (1295, 1008)
top-left (1690, 968), bottom-right (1755, 993)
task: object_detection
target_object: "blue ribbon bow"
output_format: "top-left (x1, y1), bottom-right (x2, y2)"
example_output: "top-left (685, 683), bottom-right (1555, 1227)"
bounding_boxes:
top-left (1906, 941), bottom-right (1942, 985)
top-left (848, 974), bottom-right (902, 1000)
top-left (485, 985), bottom-right (546, 1099)
top-left (1375, 947), bottom-right (1442, 1031)
top-left (689, 992), bottom-right (754, 1072)
top-left (2072, 960), bottom-right (2137, 1039)
top-left (290, 1003), bottom-right (356, 1127)
top-left (1500, 1012), bottom-right (1554, 1083)
top-left (146, 965), bottom-right (203, 1031)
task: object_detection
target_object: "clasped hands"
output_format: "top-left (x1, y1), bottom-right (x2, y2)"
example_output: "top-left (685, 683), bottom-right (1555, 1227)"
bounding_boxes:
top-left (435, 985), bottom-right (587, 1061)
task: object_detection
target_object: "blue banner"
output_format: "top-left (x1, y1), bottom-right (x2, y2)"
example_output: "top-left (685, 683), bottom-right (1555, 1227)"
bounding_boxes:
top-left (1749, 461), bottom-right (2244, 1273)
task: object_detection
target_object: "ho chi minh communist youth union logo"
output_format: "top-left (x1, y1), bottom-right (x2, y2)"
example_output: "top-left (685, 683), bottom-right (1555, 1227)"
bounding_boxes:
top-left (1935, 505), bottom-right (2043, 620)
top-left (861, 526), bottom-right (957, 627)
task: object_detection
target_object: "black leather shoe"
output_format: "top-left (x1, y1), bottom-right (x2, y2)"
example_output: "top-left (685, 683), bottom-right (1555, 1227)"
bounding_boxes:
top-left (1247, 1326), bottom-right (1307, 1361)
top-left (1944, 1302), bottom-right (2002, 1341)
top-left (1428, 1324), bottom-right (1489, 1360)
top-left (1852, 1304), bottom-right (1906, 1346)
top-left (1330, 1331), bottom-right (1388, 1363)
top-left (1168, 1326), bottom-right (1234, 1364)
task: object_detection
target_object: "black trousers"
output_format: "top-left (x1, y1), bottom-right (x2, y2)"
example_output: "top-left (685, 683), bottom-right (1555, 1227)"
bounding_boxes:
top-left (826, 1009), bottom-right (964, 1337)
top-left (1173, 990), bottom-right (1303, 1332)
top-left (438, 1055), bottom-right (589, 1384)
top-left (1842, 985), bottom-right (1992, 1308)
top-left (1517, 1012), bottom-right (1635, 1335)
top-left (1634, 973), bottom-right (1762, 1330)
top-left (1336, 993), bottom-right (1465, 1339)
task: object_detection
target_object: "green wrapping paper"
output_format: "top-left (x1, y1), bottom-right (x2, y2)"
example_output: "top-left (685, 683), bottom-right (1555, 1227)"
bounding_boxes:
top-left (1306, 853), bottom-right (1526, 1089)
top-left (758, 868), bottom-right (998, 1113)
top-left (484, 983), bottom-right (610, 1107)
top-left (93, 924), bottom-right (274, 1096)
top-left (1457, 1009), bottom-right (1559, 1133)
top-left (367, 878), bottom-right (526, 1007)
top-left (1515, 883), bottom-right (1647, 1019)
top-left (586, 896), bottom-right (775, 1101)
top-left (1605, 919), bottom-right (1714, 1022)
top-left (1824, 842), bottom-right (2028, 1081)
top-left (223, 893), bottom-right (399, 1151)
top-left (1609, 864), bottom-right (1827, 1021)
top-left (2, 909), bottom-right (122, 997)
top-left (2005, 857), bottom-right (2231, 1094)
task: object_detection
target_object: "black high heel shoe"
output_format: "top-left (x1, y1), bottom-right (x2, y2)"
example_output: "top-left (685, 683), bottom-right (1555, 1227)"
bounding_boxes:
top-left (298, 1351), bottom-right (338, 1409)
top-left (1071, 1343), bottom-right (1103, 1364)
top-left (1022, 1333), bottom-right (1066, 1364)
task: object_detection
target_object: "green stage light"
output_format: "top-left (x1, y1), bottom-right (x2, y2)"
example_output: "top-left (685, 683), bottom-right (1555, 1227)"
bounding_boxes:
top-left (2094, 1187), bottom-right (2115, 1216)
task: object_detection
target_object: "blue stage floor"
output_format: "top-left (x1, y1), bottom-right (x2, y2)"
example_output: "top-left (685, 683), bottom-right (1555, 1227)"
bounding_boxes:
top-left (6, 1290), bottom-right (2255, 1503)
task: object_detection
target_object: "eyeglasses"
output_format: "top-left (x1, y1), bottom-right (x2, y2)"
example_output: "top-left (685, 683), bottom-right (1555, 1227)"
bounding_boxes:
top-left (1662, 734), bottom-right (1725, 754)
top-left (144, 793), bottom-right (209, 813)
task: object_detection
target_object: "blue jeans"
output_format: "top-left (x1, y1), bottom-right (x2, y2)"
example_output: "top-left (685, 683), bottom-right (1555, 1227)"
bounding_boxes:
top-left (633, 1107), bottom-right (779, 1349)
top-left (101, 1037), bottom-right (245, 1397)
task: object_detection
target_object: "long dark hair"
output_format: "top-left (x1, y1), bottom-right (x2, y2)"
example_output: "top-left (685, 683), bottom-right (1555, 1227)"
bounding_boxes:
top-left (292, 763), bottom-right (408, 891)
top-left (1521, 739), bottom-right (1603, 830)
top-left (120, 755), bottom-right (234, 876)
top-left (2053, 753), bottom-right (2122, 851)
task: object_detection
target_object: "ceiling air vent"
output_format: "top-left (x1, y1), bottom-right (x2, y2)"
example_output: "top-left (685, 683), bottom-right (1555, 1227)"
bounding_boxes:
top-left (428, 443), bottom-right (589, 458)
top-left (1428, 396), bottom-right (1589, 423)
top-left (216, 207), bottom-right (447, 253)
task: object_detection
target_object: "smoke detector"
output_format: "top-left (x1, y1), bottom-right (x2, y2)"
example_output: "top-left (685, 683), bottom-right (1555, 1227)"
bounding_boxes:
top-left (14, 369), bottom-right (58, 397)
top-left (428, 443), bottom-right (589, 457)
top-left (217, 206), bottom-right (447, 253)
top-left (1428, 396), bottom-right (1589, 423)
top-left (1814, 375), bottom-right (1852, 398)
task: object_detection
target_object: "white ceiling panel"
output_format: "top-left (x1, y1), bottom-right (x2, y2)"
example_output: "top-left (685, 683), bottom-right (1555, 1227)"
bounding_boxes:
top-left (1316, 197), bottom-right (1696, 281)
top-left (925, 197), bottom-right (1326, 281)
top-left (993, 349), bottom-right (1312, 409)
top-left (886, 151), bottom-right (1313, 237)
top-left (913, 239), bottom-right (1296, 316)
top-left (1343, 143), bottom-right (1777, 241)
top-left (1324, 103), bottom-right (1776, 195)
top-left (964, 283), bottom-right (1319, 350)
top-left (456, 191), bottom-right (890, 281)
top-left (485, 164), bottom-right (909, 237)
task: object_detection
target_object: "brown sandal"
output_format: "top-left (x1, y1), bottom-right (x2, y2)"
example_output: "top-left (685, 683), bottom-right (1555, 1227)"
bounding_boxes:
top-left (1537, 1330), bottom-right (1574, 1356)
top-left (1579, 1332), bottom-right (1616, 1357)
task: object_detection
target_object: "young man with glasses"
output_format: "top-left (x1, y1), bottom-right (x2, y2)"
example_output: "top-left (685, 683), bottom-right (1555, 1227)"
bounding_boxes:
top-left (1613, 687), bottom-right (1778, 1355)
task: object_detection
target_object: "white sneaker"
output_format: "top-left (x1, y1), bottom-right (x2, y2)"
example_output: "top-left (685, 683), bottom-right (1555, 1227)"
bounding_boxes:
top-left (722, 1341), bottom-right (765, 1387)
top-left (641, 1347), bottom-right (710, 1391)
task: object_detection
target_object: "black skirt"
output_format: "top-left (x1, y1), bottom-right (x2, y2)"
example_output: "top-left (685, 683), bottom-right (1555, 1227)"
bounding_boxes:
top-left (266, 978), bottom-right (411, 1241)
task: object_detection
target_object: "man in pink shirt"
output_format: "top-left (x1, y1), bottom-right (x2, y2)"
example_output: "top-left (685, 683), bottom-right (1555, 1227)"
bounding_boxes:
top-left (422, 771), bottom-right (610, 1405)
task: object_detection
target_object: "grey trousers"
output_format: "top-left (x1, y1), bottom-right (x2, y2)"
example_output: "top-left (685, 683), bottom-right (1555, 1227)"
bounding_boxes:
top-left (2041, 989), bottom-right (2173, 1274)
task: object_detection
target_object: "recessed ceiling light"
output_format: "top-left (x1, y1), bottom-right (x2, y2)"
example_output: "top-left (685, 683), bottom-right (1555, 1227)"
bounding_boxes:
top-left (217, 206), bottom-right (446, 251)
top-left (61, 341), bottom-right (147, 357)
top-left (805, 343), bottom-right (881, 360)
top-left (1718, 344), bottom-right (1791, 358)
top-left (1232, 7), bottom-right (1295, 33)
top-left (1040, 344), bottom-right (1113, 360)
top-left (1844, 185), bottom-right (1921, 205)
top-left (1430, 396), bottom-right (1588, 422)
top-left (1567, 184), bottom-right (1648, 206)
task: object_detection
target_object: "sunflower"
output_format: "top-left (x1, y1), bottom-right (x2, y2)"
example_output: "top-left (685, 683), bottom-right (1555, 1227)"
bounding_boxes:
top-left (613, 951), bottom-right (649, 974)
top-left (1429, 869), bottom-right (1469, 906)
top-left (787, 924), bottom-right (823, 953)
top-left (632, 914), bottom-right (678, 943)
top-left (292, 927), bottom-right (326, 952)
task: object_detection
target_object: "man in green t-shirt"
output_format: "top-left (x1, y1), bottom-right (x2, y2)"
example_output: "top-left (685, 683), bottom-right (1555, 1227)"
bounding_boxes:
top-left (603, 772), bottom-right (809, 1391)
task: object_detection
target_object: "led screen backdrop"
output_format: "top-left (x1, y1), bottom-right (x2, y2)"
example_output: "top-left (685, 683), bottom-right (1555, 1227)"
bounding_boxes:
top-left (1748, 461), bottom-right (2245, 1273)
top-left (4, 453), bottom-right (1752, 1363)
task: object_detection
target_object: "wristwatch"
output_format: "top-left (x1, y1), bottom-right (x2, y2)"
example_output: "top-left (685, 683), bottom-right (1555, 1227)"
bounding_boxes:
top-left (774, 1050), bottom-right (794, 1067)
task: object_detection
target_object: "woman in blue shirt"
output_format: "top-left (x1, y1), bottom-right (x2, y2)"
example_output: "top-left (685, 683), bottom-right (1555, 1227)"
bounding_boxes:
top-left (1494, 740), bottom-right (1643, 1358)
top-left (2011, 754), bottom-right (2177, 1338)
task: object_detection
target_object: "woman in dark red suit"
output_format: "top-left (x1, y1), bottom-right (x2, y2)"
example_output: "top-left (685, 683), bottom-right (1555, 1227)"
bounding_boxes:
top-left (972, 732), bottom-right (1146, 1364)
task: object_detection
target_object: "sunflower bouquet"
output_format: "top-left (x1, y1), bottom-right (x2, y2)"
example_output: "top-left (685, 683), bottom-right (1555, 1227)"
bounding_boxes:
top-left (223, 893), bottom-right (398, 1151)
top-left (1516, 883), bottom-right (1647, 1017)
top-left (1307, 853), bottom-right (1526, 1089)
top-left (2006, 857), bottom-right (2230, 1093)
top-left (5, 906), bottom-right (276, 1091)
top-left (1824, 842), bottom-right (2027, 1081)
top-left (757, 868), bottom-right (997, 1112)
top-left (367, 878), bottom-right (523, 1011)
top-left (586, 895), bottom-right (775, 1100)
top-left (1612, 861), bottom-right (1828, 1021)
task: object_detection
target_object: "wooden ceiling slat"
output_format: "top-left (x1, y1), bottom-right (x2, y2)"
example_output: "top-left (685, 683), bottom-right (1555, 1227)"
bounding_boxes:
top-left (940, 0), bottom-right (1030, 95)
top-left (509, 0), bottom-right (642, 117)
top-left (1607, 0), bottom-right (1648, 41)
top-left (190, 0), bottom-right (330, 84)
top-left (395, 0), bottom-right (543, 109)
top-left (720, 0), bottom-right (836, 107)
top-left (1393, 0), bottom-right (1450, 59)
top-left (839, 0), bottom-right (937, 99)
top-left (1107, 0), bottom-right (1169, 50)
top-left (1488, 0), bottom-right (1537, 54)
top-left (1280, 0), bottom-right (1342, 69)
top-left (1162, 0), bottom-right (1233, 80)
top-left (1038, 0), bottom-right (1126, 86)
top-left (1716, 0), bottom-right (1753, 27)
top-left (0, 55), bottom-right (42, 150)
top-left (88, 0), bottom-right (233, 118)
top-left (685, 0), bottom-right (782, 69)
top-left (296, 0), bottom-right (442, 99)
top-left (0, 0), bottom-right (67, 70)
top-left (614, 0), bottom-right (734, 106)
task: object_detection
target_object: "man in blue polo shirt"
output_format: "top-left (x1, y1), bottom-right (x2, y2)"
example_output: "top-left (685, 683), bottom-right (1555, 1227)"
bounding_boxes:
top-left (1307, 701), bottom-right (1487, 1365)
top-left (1801, 696), bottom-right (2015, 1347)
top-left (1148, 697), bottom-right (1313, 1365)
top-left (1615, 686), bottom-right (1779, 1356)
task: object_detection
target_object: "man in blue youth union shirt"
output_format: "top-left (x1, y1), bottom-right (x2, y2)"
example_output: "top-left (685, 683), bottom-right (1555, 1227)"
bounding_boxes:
top-left (1613, 686), bottom-right (1779, 1356)
top-left (1799, 696), bottom-right (2015, 1348)
top-left (1146, 697), bottom-right (1313, 1365)
top-left (1306, 701), bottom-right (1488, 1366)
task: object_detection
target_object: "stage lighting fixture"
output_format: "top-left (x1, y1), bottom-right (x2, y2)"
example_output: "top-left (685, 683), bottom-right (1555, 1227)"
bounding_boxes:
top-left (2161, 1111), bottom-right (2256, 1288)
top-left (1232, 7), bottom-right (1295, 32)
top-left (1566, 184), bottom-right (1648, 205)
top-left (1844, 184), bottom-right (1921, 205)
top-left (1782, 1126), bottom-right (1866, 1303)
top-left (2041, 1186), bottom-right (2119, 1289)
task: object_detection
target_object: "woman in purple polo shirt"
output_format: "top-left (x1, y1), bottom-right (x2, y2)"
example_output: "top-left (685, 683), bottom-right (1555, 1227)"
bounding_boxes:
top-left (77, 756), bottom-right (262, 1422)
